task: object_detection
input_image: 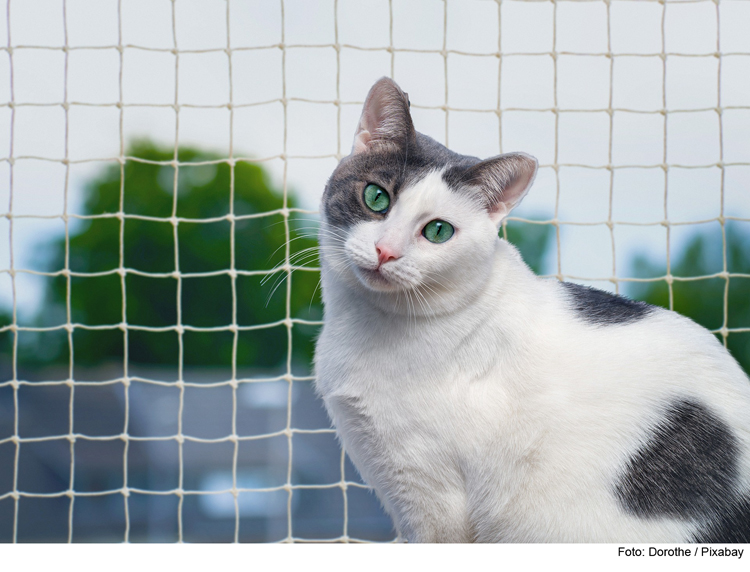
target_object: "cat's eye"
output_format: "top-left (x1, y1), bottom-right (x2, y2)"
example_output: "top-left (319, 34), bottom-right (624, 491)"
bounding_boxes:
top-left (422, 220), bottom-right (454, 244)
top-left (363, 183), bottom-right (390, 213)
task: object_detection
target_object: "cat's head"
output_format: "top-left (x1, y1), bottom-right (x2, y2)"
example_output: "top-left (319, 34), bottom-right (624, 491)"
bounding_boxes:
top-left (320, 77), bottom-right (537, 314)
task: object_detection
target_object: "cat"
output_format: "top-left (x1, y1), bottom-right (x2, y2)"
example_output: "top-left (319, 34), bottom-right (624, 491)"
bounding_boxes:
top-left (313, 77), bottom-right (750, 543)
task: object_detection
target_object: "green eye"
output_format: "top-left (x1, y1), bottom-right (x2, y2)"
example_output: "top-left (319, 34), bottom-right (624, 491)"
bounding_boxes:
top-left (422, 220), bottom-right (454, 244)
top-left (363, 183), bottom-right (390, 213)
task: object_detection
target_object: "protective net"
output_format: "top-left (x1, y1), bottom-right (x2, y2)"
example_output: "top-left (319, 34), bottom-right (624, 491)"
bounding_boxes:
top-left (1, 0), bottom-right (749, 543)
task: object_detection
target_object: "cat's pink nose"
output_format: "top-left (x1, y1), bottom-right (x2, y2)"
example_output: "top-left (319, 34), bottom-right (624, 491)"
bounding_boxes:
top-left (376, 243), bottom-right (399, 267)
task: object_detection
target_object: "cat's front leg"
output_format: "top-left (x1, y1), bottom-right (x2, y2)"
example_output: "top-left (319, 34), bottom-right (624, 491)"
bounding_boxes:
top-left (397, 516), bottom-right (474, 543)
top-left (381, 480), bottom-right (475, 543)
top-left (322, 387), bottom-right (475, 542)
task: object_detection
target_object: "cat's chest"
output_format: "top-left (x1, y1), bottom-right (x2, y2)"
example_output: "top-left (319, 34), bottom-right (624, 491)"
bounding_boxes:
top-left (318, 329), bottom-right (466, 434)
top-left (321, 366), bottom-right (481, 488)
top-left (315, 316), bottom-right (512, 463)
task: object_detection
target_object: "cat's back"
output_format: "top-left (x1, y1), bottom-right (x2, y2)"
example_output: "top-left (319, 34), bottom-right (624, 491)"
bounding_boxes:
top-left (543, 278), bottom-right (750, 425)
top-left (508, 270), bottom-right (750, 542)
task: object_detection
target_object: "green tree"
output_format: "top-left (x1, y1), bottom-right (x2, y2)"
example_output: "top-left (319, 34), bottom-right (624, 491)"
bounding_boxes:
top-left (0, 309), bottom-right (12, 377)
top-left (35, 141), bottom-right (321, 373)
top-left (629, 223), bottom-right (750, 375)
top-left (503, 220), bottom-right (552, 276)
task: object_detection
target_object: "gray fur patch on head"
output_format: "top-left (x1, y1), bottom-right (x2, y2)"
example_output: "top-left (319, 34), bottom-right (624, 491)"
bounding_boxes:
top-left (615, 399), bottom-right (739, 522)
top-left (322, 132), bottom-right (477, 230)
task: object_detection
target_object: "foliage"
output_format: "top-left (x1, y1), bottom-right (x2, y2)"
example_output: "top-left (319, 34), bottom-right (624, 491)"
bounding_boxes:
top-left (35, 141), bottom-right (321, 372)
top-left (0, 310), bottom-right (12, 376)
top-left (629, 223), bottom-right (750, 375)
top-left (504, 219), bottom-right (553, 275)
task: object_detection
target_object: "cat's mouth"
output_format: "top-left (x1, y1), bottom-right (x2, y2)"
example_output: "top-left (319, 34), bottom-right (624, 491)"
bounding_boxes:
top-left (353, 265), bottom-right (401, 292)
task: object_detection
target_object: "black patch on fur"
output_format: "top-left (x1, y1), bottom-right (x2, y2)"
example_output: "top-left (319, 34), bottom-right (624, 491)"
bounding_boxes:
top-left (694, 496), bottom-right (750, 543)
top-left (561, 282), bottom-right (654, 326)
top-left (322, 132), bottom-right (478, 231)
top-left (615, 400), bottom-right (739, 522)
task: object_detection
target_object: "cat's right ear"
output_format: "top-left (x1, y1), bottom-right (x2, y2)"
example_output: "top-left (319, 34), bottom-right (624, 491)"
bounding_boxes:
top-left (352, 77), bottom-right (416, 155)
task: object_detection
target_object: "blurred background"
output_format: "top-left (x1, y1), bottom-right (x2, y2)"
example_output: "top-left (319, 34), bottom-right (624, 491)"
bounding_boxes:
top-left (0, 0), bottom-right (748, 542)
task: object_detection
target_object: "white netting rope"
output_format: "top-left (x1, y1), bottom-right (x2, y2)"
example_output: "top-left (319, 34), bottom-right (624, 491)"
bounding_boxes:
top-left (1, 0), bottom-right (749, 543)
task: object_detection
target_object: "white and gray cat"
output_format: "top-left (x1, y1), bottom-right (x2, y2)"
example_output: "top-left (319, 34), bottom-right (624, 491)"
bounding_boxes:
top-left (313, 77), bottom-right (750, 542)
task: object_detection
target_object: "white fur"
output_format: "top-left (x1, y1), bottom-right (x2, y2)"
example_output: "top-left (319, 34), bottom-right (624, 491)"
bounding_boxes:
top-left (314, 171), bottom-right (750, 542)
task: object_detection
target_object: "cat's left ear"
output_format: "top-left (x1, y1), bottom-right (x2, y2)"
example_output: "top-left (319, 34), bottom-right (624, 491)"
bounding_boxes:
top-left (464, 153), bottom-right (538, 226)
top-left (351, 77), bottom-right (416, 155)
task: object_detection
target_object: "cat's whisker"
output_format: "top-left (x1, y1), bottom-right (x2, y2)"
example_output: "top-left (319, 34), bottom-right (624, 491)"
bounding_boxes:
top-left (412, 286), bottom-right (438, 326)
top-left (262, 253), bottom-right (321, 304)
top-left (309, 276), bottom-right (324, 313)
top-left (319, 251), bottom-right (352, 275)
top-left (262, 240), bottom-right (320, 287)
top-left (265, 239), bottom-right (325, 302)
top-left (263, 263), bottom-right (298, 304)
top-left (285, 256), bottom-right (320, 271)
top-left (408, 290), bottom-right (418, 334)
top-left (296, 229), bottom-right (347, 247)
top-left (264, 275), bottom-right (286, 308)
top-left (264, 262), bottom-right (320, 308)
top-left (419, 280), bottom-right (449, 303)
top-left (292, 221), bottom-right (348, 240)
top-left (412, 286), bottom-right (437, 329)
top-left (406, 289), bottom-right (419, 335)
top-left (266, 234), bottom-right (315, 263)
top-left (422, 275), bottom-right (458, 297)
top-left (260, 265), bottom-right (284, 287)
top-left (261, 244), bottom-right (325, 289)
top-left (286, 247), bottom-right (321, 265)
top-left (308, 237), bottom-right (346, 249)
top-left (314, 231), bottom-right (349, 246)
top-left (406, 292), bottom-right (414, 334)
top-left (261, 262), bottom-right (294, 287)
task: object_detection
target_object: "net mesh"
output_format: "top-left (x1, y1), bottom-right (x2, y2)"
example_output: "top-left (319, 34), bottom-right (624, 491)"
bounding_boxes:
top-left (1, 0), bottom-right (749, 543)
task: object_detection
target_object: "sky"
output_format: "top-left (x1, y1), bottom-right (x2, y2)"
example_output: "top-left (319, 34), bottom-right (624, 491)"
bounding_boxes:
top-left (1, 0), bottom-right (749, 318)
